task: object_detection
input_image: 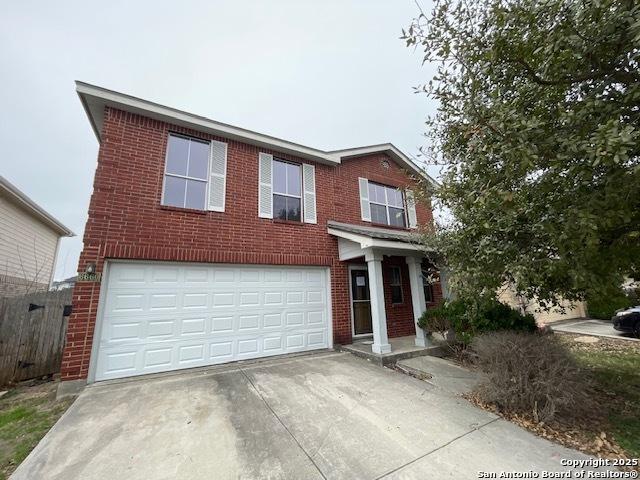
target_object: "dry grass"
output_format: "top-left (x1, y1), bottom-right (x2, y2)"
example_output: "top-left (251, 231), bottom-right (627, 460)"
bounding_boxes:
top-left (471, 332), bottom-right (594, 423)
top-left (465, 332), bottom-right (640, 469)
top-left (0, 379), bottom-right (73, 480)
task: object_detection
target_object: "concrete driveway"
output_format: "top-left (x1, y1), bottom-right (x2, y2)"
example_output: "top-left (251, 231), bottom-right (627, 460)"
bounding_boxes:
top-left (12, 352), bottom-right (605, 479)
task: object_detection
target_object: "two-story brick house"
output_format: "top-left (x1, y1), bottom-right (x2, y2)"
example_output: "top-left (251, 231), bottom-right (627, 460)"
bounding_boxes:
top-left (61, 82), bottom-right (442, 387)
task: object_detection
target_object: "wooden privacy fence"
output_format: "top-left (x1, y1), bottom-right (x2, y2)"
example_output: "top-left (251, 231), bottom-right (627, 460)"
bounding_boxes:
top-left (0, 289), bottom-right (72, 386)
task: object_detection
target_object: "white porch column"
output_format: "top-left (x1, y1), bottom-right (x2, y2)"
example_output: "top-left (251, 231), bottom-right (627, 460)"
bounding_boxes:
top-left (406, 256), bottom-right (432, 347)
top-left (365, 249), bottom-right (391, 354)
top-left (439, 266), bottom-right (454, 300)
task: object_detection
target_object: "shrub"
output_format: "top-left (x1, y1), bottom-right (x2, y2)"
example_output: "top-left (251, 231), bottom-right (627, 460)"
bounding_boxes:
top-left (626, 286), bottom-right (640, 308)
top-left (416, 302), bottom-right (451, 337)
top-left (472, 332), bottom-right (593, 423)
top-left (418, 297), bottom-right (536, 345)
top-left (586, 287), bottom-right (632, 320)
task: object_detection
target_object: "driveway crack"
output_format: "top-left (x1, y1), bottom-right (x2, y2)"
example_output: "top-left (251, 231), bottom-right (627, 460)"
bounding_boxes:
top-left (374, 417), bottom-right (500, 479)
top-left (239, 368), bottom-right (327, 480)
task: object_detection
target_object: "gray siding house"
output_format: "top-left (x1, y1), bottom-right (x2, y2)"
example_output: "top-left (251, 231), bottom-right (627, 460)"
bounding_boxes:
top-left (0, 176), bottom-right (74, 297)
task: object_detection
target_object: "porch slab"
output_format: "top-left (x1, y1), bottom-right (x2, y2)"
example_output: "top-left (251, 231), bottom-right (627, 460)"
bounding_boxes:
top-left (338, 335), bottom-right (444, 366)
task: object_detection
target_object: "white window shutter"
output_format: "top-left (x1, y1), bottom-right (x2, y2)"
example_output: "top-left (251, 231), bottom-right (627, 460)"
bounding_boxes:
top-left (358, 177), bottom-right (371, 222)
top-left (208, 140), bottom-right (227, 212)
top-left (258, 152), bottom-right (273, 218)
top-left (302, 164), bottom-right (317, 224)
top-left (406, 189), bottom-right (418, 229)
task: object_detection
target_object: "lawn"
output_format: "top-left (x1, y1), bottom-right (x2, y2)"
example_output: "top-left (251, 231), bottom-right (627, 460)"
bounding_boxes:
top-left (0, 380), bottom-right (73, 480)
top-left (568, 338), bottom-right (640, 459)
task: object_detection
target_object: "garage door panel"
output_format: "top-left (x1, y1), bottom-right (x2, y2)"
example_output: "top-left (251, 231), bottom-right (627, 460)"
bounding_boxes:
top-left (149, 293), bottom-right (179, 311)
top-left (308, 310), bottom-right (325, 325)
top-left (183, 293), bottom-right (208, 309)
top-left (109, 265), bottom-right (147, 285)
top-left (147, 319), bottom-right (175, 338)
top-left (285, 334), bottom-right (305, 349)
top-left (285, 270), bottom-right (304, 283)
top-left (184, 266), bottom-right (209, 283)
top-left (285, 312), bottom-right (304, 326)
top-left (109, 322), bottom-right (141, 341)
top-left (307, 290), bottom-right (324, 304)
top-left (180, 317), bottom-right (206, 335)
top-left (308, 331), bottom-right (326, 346)
top-left (144, 347), bottom-right (173, 368)
top-left (95, 263), bottom-right (330, 381)
top-left (97, 328), bottom-right (330, 380)
top-left (210, 341), bottom-right (233, 359)
top-left (211, 315), bottom-right (234, 333)
top-left (104, 310), bottom-right (323, 338)
top-left (264, 291), bottom-right (284, 305)
top-left (239, 291), bottom-right (260, 306)
top-left (240, 269), bottom-right (261, 282)
top-left (151, 266), bottom-right (180, 283)
top-left (178, 344), bottom-right (205, 363)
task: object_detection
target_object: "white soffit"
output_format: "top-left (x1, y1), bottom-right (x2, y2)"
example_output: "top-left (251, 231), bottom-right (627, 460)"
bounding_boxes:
top-left (75, 81), bottom-right (439, 184)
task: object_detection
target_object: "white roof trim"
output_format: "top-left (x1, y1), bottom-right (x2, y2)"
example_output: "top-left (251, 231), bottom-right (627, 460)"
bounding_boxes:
top-left (76, 81), bottom-right (439, 183)
top-left (0, 176), bottom-right (74, 237)
top-left (328, 144), bottom-right (438, 187)
top-left (76, 82), bottom-right (339, 165)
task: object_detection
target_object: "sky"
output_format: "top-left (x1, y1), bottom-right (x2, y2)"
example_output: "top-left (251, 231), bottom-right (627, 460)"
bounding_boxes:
top-left (0, 0), bottom-right (438, 281)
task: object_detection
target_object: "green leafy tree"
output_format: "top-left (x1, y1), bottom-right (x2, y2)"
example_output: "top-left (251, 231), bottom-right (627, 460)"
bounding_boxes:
top-left (404, 0), bottom-right (640, 306)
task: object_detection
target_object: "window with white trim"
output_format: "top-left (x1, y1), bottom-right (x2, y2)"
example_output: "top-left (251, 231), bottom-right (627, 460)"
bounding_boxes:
top-left (162, 134), bottom-right (210, 210)
top-left (422, 268), bottom-right (434, 303)
top-left (273, 158), bottom-right (302, 222)
top-left (368, 182), bottom-right (406, 227)
top-left (390, 266), bottom-right (403, 304)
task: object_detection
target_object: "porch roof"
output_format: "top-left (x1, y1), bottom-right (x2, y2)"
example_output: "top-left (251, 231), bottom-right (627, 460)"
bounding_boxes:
top-left (327, 221), bottom-right (418, 242)
top-left (327, 221), bottom-right (426, 260)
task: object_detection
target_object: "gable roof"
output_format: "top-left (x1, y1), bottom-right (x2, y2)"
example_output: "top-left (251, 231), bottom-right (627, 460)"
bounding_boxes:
top-left (0, 176), bottom-right (74, 237)
top-left (76, 81), bottom-right (438, 187)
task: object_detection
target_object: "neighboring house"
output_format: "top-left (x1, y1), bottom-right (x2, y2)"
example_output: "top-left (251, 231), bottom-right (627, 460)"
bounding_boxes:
top-left (0, 176), bottom-right (74, 297)
top-left (61, 82), bottom-right (442, 386)
top-left (498, 287), bottom-right (586, 324)
top-left (51, 275), bottom-right (77, 291)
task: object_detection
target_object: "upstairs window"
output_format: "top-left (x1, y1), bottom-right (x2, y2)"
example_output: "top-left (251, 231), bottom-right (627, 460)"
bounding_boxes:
top-left (273, 159), bottom-right (302, 222)
top-left (390, 266), bottom-right (403, 304)
top-left (368, 182), bottom-right (406, 227)
top-left (162, 134), bottom-right (210, 210)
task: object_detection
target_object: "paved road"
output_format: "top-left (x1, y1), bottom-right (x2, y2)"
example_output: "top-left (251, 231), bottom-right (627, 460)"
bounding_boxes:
top-left (12, 352), bottom-right (609, 479)
top-left (551, 318), bottom-right (639, 341)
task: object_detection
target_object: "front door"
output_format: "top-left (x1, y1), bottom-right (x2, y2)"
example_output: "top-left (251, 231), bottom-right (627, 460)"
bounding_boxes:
top-left (350, 269), bottom-right (372, 336)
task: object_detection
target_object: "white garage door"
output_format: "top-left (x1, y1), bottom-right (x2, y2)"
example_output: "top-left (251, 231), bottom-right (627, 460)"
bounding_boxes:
top-left (94, 262), bottom-right (330, 381)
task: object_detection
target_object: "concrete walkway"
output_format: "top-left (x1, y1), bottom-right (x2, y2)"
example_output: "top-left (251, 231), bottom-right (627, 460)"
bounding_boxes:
top-left (551, 318), bottom-right (639, 341)
top-left (397, 355), bottom-right (483, 395)
top-left (12, 353), bottom-right (610, 480)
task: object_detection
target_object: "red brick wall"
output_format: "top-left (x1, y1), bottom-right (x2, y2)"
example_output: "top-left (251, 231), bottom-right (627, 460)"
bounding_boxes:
top-left (382, 257), bottom-right (416, 338)
top-left (333, 155), bottom-right (433, 229)
top-left (61, 107), bottom-right (438, 381)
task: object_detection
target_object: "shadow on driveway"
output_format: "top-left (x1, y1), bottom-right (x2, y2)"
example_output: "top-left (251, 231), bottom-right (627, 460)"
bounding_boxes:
top-left (11, 352), bottom-right (612, 479)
